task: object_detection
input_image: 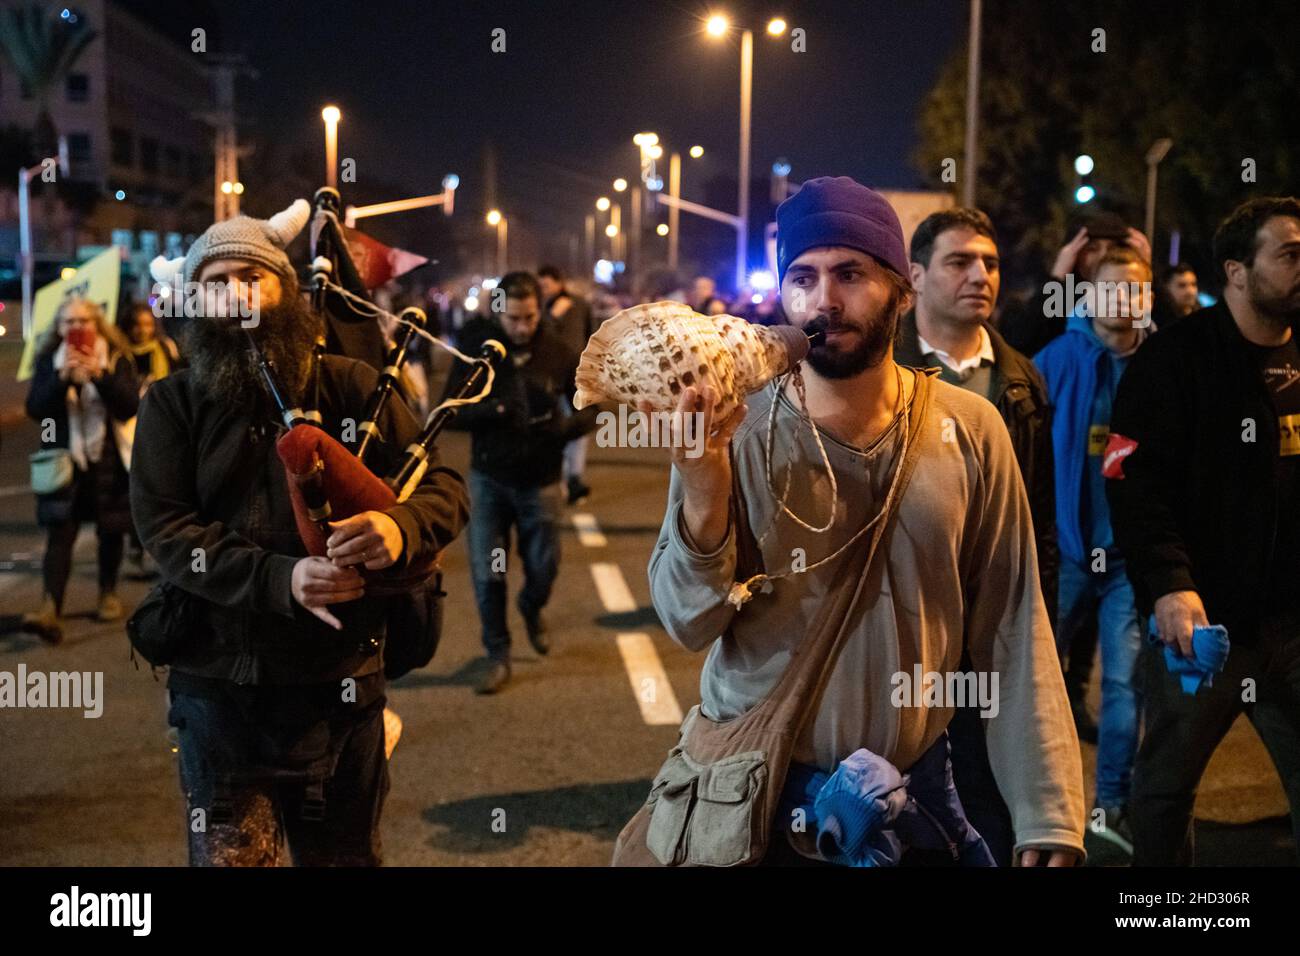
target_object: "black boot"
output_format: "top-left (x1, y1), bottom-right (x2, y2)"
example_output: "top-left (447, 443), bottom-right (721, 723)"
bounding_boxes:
top-left (517, 595), bottom-right (550, 656)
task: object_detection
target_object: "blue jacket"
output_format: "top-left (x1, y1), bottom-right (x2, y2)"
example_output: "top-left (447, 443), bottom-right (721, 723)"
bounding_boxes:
top-left (1035, 312), bottom-right (1135, 566)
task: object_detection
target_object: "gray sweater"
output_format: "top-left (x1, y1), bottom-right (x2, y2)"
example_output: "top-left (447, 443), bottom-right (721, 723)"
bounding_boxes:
top-left (648, 373), bottom-right (1084, 855)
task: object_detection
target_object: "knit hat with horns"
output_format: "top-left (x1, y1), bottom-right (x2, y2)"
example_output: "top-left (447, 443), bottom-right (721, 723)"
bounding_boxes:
top-left (149, 198), bottom-right (310, 288)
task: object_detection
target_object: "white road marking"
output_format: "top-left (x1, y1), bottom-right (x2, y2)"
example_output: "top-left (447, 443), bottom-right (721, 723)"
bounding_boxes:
top-left (571, 512), bottom-right (607, 548)
top-left (590, 562), bottom-right (636, 613)
top-left (589, 561), bottom-right (680, 725)
top-left (616, 633), bottom-right (684, 726)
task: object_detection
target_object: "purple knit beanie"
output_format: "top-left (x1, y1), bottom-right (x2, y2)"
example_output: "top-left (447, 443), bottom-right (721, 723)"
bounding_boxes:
top-left (776, 177), bottom-right (909, 282)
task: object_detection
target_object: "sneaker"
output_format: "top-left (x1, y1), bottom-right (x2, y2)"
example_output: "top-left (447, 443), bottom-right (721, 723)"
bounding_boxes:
top-left (517, 595), bottom-right (550, 656)
top-left (23, 596), bottom-right (62, 645)
top-left (97, 591), bottom-right (124, 623)
top-left (382, 707), bottom-right (403, 759)
top-left (475, 659), bottom-right (511, 695)
top-left (1089, 805), bottom-right (1134, 856)
top-left (566, 476), bottom-right (591, 506)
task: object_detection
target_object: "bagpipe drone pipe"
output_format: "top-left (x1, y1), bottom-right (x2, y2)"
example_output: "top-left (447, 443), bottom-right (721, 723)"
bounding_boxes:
top-left (256, 187), bottom-right (506, 675)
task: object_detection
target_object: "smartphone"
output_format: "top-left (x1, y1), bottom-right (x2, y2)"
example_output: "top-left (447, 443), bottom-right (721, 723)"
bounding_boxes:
top-left (65, 327), bottom-right (95, 353)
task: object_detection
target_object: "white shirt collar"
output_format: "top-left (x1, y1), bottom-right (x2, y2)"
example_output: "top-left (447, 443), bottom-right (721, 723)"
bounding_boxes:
top-left (916, 324), bottom-right (995, 375)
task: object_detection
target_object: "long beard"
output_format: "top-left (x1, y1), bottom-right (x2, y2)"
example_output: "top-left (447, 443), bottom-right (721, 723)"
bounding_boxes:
top-left (182, 294), bottom-right (324, 418)
top-left (802, 302), bottom-right (900, 379)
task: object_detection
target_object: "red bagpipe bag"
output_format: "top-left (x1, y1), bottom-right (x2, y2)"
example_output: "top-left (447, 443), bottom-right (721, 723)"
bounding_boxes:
top-left (275, 424), bottom-right (434, 595)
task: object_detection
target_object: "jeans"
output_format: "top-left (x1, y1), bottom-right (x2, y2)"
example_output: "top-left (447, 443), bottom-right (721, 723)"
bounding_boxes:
top-left (1057, 557), bottom-right (1142, 807)
top-left (167, 682), bottom-right (389, 867)
top-left (1130, 609), bottom-right (1300, 865)
top-left (466, 469), bottom-right (561, 660)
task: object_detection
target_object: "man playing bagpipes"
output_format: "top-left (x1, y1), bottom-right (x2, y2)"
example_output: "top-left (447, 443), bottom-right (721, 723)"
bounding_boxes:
top-left (130, 200), bottom-right (470, 866)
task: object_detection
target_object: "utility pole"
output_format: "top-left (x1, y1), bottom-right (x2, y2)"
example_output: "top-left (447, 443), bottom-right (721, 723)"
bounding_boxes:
top-left (962, 0), bottom-right (983, 207)
top-left (668, 152), bottom-right (681, 271)
top-left (201, 57), bottom-right (256, 221)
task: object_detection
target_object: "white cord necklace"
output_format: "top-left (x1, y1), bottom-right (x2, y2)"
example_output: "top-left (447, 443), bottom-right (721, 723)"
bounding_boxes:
top-left (727, 364), bottom-right (913, 609)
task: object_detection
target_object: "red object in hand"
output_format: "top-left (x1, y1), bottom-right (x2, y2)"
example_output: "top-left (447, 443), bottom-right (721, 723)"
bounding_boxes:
top-left (65, 327), bottom-right (95, 353)
top-left (276, 425), bottom-right (397, 556)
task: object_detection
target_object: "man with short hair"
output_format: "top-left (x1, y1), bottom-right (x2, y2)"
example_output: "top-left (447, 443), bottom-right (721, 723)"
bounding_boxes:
top-left (894, 206), bottom-right (1057, 864)
top-left (1001, 211), bottom-right (1152, 357)
top-left (132, 203), bottom-right (470, 865)
top-left (1107, 196), bottom-right (1300, 865)
top-left (449, 271), bottom-right (599, 694)
top-left (647, 177), bottom-right (1084, 866)
top-left (1152, 263), bottom-right (1200, 331)
top-left (1036, 245), bottom-right (1155, 856)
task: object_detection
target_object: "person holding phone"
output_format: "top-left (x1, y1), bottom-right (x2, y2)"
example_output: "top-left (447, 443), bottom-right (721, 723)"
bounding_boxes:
top-left (25, 297), bottom-right (139, 632)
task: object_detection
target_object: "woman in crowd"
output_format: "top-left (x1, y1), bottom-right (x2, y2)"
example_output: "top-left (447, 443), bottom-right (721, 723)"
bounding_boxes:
top-left (25, 298), bottom-right (139, 632)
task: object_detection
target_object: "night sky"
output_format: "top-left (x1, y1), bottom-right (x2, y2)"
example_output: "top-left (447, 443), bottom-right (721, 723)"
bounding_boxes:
top-left (196, 0), bottom-right (963, 252)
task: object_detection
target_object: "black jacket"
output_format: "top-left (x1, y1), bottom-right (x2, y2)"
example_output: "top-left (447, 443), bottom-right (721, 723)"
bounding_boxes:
top-left (130, 355), bottom-right (470, 685)
top-left (1106, 302), bottom-right (1298, 642)
top-left (447, 317), bottom-right (599, 488)
top-left (895, 312), bottom-right (1059, 624)
top-left (997, 281), bottom-right (1069, 358)
top-left (546, 292), bottom-right (596, 357)
top-left (26, 349), bottom-right (139, 532)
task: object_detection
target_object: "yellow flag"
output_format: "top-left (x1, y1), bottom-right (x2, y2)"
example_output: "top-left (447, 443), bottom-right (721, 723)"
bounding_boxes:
top-left (17, 246), bottom-right (123, 381)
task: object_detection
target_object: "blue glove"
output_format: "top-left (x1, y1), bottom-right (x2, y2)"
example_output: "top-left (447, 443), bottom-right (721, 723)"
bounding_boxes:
top-left (1147, 615), bottom-right (1230, 695)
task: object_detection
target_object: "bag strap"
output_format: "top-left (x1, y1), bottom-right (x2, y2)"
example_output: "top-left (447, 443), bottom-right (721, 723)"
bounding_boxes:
top-left (729, 442), bottom-right (764, 581)
top-left (764, 369), bottom-right (936, 731)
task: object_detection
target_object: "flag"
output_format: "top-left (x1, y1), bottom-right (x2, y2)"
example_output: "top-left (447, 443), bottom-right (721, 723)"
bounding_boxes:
top-left (342, 226), bottom-right (429, 290)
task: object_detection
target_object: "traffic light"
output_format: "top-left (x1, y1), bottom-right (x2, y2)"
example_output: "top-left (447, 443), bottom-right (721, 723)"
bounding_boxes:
top-left (1074, 155), bottom-right (1095, 203)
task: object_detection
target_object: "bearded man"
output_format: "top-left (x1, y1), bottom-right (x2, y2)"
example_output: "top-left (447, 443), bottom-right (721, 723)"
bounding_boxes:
top-left (131, 202), bottom-right (469, 866)
top-left (645, 177), bottom-right (1084, 866)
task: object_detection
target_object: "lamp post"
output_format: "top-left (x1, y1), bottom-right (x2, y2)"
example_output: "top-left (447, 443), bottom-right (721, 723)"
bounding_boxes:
top-left (962, 0), bottom-right (982, 207)
top-left (486, 209), bottom-right (507, 275)
top-left (1144, 138), bottom-right (1174, 253)
top-left (705, 13), bottom-right (786, 291)
top-left (344, 174), bottom-right (459, 227)
top-left (322, 105), bottom-right (341, 189)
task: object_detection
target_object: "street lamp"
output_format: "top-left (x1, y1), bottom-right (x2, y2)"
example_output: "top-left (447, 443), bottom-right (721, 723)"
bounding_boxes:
top-left (486, 210), bottom-right (507, 274)
top-left (596, 196), bottom-right (611, 212)
top-left (656, 223), bottom-right (670, 237)
top-left (689, 145), bottom-right (704, 159)
top-left (613, 178), bottom-right (628, 192)
top-left (1144, 138), bottom-right (1173, 252)
top-left (704, 12), bottom-right (788, 291)
top-left (321, 105), bottom-right (341, 189)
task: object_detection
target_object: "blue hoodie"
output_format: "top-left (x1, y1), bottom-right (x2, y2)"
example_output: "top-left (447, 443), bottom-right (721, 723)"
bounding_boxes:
top-left (1034, 311), bottom-right (1142, 566)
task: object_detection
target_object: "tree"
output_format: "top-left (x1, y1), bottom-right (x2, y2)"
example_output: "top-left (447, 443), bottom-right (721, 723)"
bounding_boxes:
top-left (914, 0), bottom-right (1298, 289)
top-left (0, 4), bottom-right (97, 158)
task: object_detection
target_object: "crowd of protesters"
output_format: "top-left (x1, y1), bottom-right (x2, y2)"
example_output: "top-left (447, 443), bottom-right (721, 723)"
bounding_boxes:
top-left (11, 182), bottom-right (1298, 870)
top-left (882, 195), bottom-right (1300, 865)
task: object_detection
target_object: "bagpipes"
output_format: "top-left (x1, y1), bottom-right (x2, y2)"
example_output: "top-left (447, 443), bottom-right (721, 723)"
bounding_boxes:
top-left (253, 187), bottom-right (505, 672)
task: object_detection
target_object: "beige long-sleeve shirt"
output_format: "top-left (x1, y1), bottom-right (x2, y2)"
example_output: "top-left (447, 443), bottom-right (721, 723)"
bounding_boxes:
top-left (648, 373), bottom-right (1085, 855)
